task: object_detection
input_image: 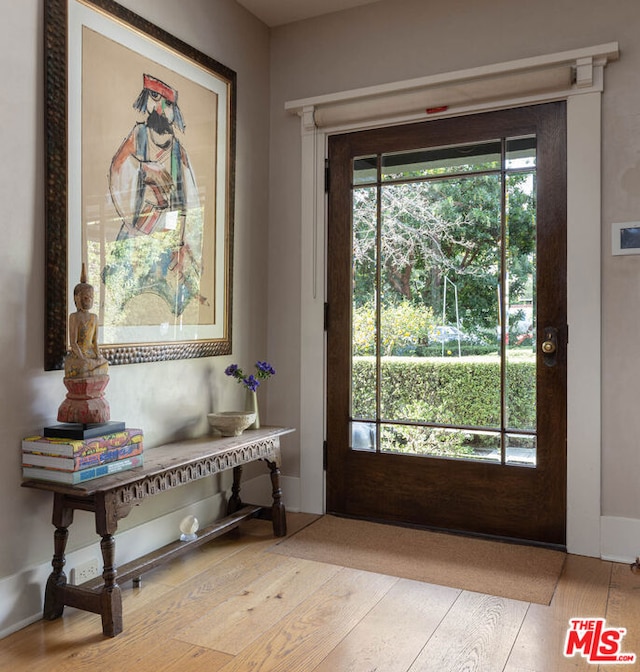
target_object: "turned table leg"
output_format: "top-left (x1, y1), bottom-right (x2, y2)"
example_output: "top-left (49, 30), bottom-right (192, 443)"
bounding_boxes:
top-left (44, 526), bottom-right (70, 620)
top-left (44, 493), bottom-right (74, 620)
top-left (266, 459), bottom-right (287, 537)
top-left (227, 465), bottom-right (243, 514)
top-left (94, 492), bottom-right (123, 637)
top-left (99, 533), bottom-right (122, 637)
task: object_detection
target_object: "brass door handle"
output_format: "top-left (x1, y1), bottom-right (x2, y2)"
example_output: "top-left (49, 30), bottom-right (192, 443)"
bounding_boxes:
top-left (541, 340), bottom-right (556, 354)
top-left (541, 327), bottom-right (558, 366)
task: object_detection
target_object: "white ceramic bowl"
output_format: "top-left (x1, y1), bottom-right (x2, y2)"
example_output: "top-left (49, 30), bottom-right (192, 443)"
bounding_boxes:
top-left (207, 411), bottom-right (256, 436)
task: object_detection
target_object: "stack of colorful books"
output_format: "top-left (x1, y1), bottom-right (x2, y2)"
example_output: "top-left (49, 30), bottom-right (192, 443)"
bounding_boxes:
top-left (22, 428), bottom-right (144, 484)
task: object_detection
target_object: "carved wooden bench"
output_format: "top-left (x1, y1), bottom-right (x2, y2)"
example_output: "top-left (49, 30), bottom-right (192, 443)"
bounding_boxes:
top-left (22, 426), bottom-right (293, 637)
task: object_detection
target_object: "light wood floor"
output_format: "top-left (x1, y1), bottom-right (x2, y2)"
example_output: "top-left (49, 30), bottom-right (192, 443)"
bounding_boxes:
top-left (1, 513), bottom-right (639, 672)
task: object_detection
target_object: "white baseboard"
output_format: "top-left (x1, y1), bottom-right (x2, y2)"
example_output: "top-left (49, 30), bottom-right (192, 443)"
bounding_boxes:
top-left (0, 563), bottom-right (52, 639)
top-left (0, 474), bottom-right (302, 640)
top-left (600, 516), bottom-right (640, 563)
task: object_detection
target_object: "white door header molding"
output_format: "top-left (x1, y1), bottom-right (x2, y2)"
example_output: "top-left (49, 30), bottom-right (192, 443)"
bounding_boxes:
top-left (286, 42), bottom-right (619, 129)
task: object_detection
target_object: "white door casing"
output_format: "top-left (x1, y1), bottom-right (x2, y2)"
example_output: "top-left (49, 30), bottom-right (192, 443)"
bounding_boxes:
top-left (288, 43), bottom-right (618, 556)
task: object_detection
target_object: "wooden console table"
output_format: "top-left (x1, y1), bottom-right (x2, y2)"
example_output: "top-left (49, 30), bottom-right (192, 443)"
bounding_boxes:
top-left (21, 426), bottom-right (293, 637)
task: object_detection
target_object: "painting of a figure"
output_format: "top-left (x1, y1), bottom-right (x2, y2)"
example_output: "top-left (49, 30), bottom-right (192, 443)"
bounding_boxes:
top-left (104, 73), bottom-right (206, 318)
top-left (80, 24), bottom-right (223, 343)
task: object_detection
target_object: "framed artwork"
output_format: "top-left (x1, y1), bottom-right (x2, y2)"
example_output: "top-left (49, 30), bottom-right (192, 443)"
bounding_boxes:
top-left (612, 222), bottom-right (640, 256)
top-left (44, 0), bottom-right (236, 370)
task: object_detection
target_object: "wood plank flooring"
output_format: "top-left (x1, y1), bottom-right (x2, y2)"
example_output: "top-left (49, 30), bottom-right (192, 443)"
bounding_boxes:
top-left (1, 513), bottom-right (638, 672)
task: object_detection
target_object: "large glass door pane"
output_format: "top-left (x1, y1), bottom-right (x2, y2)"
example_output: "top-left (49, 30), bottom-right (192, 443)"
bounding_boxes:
top-left (351, 136), bottom-right (538, 464)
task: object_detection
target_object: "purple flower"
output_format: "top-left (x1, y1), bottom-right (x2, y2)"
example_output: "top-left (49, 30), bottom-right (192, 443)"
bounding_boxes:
top-left (224, 360), bottom-right (275, 392)
top-left (243, 375), bottom-right (260, 392)
top-left (256, 361), bottom-right (276, 378)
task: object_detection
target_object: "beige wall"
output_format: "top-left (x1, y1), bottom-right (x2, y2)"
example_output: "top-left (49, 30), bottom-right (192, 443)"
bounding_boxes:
top-left (268, 0), bottom-right (640, 520)
top-left (0, 0), bottom-right (273, 635)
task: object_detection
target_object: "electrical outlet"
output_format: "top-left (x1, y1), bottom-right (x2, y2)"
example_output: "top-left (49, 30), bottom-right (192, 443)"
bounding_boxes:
top-left (71, 558), bottom-right (101, 585)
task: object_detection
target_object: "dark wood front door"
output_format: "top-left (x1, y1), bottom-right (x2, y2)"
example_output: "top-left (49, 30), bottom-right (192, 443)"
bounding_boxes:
top-left (326, 103), bottom-right (567, 546)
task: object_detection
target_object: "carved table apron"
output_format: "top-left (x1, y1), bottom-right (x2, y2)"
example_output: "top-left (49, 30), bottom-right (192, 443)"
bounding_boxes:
top-left (21, 426), bottom-right (293, 637)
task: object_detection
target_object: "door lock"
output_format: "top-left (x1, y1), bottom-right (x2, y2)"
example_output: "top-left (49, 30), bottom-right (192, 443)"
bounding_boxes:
top-left (541, 339), bottom-right (556, 354)
top-left (541, 327), bottom-right (558, 366)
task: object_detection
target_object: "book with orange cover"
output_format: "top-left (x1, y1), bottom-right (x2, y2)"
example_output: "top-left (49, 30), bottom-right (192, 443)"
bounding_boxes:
top-left (22, 438), bottom-right (143, 471)
top-left (21, 428), bottom-right (143, 458)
